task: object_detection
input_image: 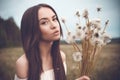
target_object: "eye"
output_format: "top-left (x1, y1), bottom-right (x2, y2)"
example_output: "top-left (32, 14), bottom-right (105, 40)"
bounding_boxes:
top-left (53, 17), bottom-right (58, 21)
top-left (40, 20), bottom-right (49, 25)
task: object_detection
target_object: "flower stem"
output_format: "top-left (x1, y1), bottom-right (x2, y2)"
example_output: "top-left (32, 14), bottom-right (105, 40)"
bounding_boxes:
top-left (63, 23), bottom-right (70, 33)
top-left (102, 20), bottom-right (109, 34)
top-left (73, 42), bottom-right (81, 52)
top-left (102, 24), bottom-right (107, 34)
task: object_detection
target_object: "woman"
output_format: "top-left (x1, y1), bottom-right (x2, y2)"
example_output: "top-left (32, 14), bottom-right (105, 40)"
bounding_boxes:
top-left (15, 3), bottom-right (90, 80)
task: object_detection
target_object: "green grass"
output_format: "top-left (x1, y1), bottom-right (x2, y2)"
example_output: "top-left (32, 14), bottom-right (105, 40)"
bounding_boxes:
top-left (0, 47), bottom-right (24, 80)
top-left (0, 43), bottom-right (120, 80)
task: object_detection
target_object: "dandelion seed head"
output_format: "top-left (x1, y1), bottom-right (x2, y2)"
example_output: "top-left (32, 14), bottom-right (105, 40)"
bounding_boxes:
top-left (61, 17), bottom-right (66, 23)
top-left (72, 52), bottom-right (82, 62)
top-left (102, 33), bottom-right (112, 44)
top-left (75, 11), bottom-right (80, 17)
top-left (94, 33), bottom-right (99, 38)
top-left (90, 18), bottom-right (101, 29)
top-left (82, 9), bottom-right (89, 19)
top-left (90, 37), bottom-right (104, 47)
top-left (65, 32), bottom-right (76, 44)
top-left (105, 20), bottom-right (109, 25)
top-left (97, 6), bottom-right (102, 12)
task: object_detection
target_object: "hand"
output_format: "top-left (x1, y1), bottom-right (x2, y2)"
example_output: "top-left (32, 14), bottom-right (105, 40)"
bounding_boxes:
top-left (75, 75), bottom-right (90, 80)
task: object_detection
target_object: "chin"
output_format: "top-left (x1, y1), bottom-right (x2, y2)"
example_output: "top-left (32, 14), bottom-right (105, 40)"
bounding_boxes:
top-left (53, 37), bottom-right (60, 41)
top-left (52, 36), bottom-right (60, 41)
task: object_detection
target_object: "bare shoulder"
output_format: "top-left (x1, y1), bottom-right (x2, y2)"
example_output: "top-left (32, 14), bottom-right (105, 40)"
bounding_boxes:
top-left (60, 51), bottom-right (67, 73)
top-left (60, 51), bottom-right (66, 62)
top-left (15, 54), bottom-right (28, 78)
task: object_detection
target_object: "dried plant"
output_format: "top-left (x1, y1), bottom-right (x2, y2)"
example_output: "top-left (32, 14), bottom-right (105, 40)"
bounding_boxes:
top-left (61, 6), bottom-right (111, 77)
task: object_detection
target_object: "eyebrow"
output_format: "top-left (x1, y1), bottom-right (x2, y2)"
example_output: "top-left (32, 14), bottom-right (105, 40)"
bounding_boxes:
top-left (39, 15), bottom-right (57, 21)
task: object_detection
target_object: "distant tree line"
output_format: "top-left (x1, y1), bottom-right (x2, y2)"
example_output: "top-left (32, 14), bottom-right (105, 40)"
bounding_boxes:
top-left (0, 17), bottom-right (21, 48)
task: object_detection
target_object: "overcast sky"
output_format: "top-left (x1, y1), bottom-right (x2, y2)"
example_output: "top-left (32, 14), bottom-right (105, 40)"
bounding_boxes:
top-left (0, 0), bottom-right (120, 38)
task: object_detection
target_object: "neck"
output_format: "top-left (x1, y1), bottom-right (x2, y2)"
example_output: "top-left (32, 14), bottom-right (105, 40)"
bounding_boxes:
top-left (39, 41), bottom-right (53, 58)
top-left (39, 41), bottom-right (54, 71)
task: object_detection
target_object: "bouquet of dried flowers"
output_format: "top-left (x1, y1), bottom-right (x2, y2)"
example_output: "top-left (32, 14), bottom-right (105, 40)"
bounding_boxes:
top-left (61, 6), bottom-right (111, 77)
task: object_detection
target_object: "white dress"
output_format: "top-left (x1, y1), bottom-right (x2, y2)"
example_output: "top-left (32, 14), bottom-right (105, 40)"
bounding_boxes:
top-left (14, 62), bottom-right (67, 80)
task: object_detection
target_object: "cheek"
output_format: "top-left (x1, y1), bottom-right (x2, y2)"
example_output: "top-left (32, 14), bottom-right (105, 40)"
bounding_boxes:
top-left (40, 28), bottom-right (48, 34)
top-left (39, 26), bottom-right (50, 37)
top-left (56, 22), bottom-right (60, 29)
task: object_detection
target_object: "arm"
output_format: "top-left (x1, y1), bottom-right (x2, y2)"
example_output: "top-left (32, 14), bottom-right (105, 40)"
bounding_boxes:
top-left (60, 51), bottom-right (67, 74)
top-left (15, 54), bottom-right (28, 80)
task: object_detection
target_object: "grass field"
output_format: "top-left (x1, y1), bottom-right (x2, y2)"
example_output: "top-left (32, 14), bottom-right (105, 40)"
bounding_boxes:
top-left (0, 43), bottom-right (120, 80)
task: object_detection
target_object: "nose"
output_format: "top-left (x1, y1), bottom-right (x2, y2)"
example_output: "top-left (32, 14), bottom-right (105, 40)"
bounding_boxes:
top-left (50, 21), bottom-right (56, 29)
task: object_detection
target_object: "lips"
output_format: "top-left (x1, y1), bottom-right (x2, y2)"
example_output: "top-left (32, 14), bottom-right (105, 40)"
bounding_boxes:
top-left (53, 30), bottom-right (60, 35)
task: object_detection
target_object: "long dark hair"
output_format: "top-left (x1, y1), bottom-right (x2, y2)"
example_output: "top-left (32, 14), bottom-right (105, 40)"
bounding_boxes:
top-left (21, 3), bottom-right (66, 80)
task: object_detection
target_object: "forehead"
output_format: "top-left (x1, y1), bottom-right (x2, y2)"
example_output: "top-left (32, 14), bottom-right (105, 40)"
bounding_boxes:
top-left (38, 7), bottom-right (55, 19)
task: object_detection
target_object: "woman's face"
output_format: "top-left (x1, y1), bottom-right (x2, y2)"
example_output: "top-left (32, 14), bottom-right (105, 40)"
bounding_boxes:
top-left (38, 7), bottom-right (60, 42)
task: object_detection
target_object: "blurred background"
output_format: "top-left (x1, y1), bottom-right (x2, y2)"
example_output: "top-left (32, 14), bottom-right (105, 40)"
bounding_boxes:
top-left (0, 0), bottom-right (120, 80)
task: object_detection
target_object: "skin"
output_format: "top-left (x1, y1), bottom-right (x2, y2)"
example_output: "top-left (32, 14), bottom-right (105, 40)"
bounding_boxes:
top-left (38, 7), bottom-right (60, 42)
top-left (76, 76), bottom-right (90, 80)
top-left (15, 7), bottom-right (90, 80)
